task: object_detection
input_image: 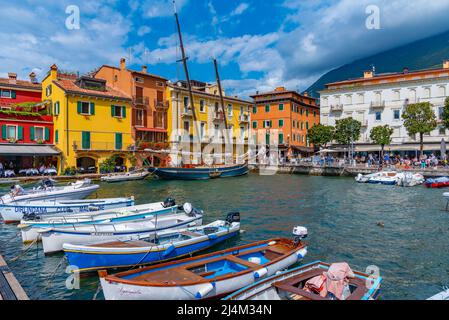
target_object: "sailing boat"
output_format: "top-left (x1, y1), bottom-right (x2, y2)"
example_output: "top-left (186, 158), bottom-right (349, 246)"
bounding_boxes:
top-left (148, 1), bottom-right (248, 181)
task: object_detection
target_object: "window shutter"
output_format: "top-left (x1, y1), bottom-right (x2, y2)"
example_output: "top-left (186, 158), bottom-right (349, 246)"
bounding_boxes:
top-left (45, 127), bottom-right (50, 141)
top-left (55, 130), bottom-right (59, 143)
top-left (18, 126), bottom-right (23, 140)
top-left (82, 132), bottom-right (90, 149)
top-left (1, 125), bottom-right (6, 139)
top-left (11, 90), bottom-right (16, 99)
top-left (115, 133), bottom-right (123, 150)
top-left (30, 127), bottom-right (35, 141)
top-left (111, 105), bottom-right (115, 117)
top-left (90, 102), bottom-right (95, 115)
top-left (57, 102), bottom-right (60, 115)
top-left (122, 106), bottom-right (126, 118)
top-left (77, 101), bottom-right (82, 114)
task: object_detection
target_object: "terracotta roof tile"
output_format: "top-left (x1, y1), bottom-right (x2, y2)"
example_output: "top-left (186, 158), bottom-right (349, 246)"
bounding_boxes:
top-left (54, 79), bottom-right (132, 101)
top-left (0, 78), bottom-right (41, 91)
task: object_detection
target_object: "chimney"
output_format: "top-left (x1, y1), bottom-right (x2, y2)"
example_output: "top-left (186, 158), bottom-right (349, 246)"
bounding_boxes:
top-left (142, 65), bottom-right (148, 74)
top-left (50, 64), bottom-right (58, 80)
top-left (8, 73), bottom-right (17, 84)
top-left (303, 91), bottom-right (309, 97)
top-left (443, 60), bottom-right (449, 69)
top-left (29, 72), bottom-right (37, 83)
top-left (364, 70), bottom-right (373, 79)
top-left (120, 58), bottom-right (126, 70)
top-left (275, 87), bottom-right (286, 92)
top-left (403, 67), bottom-right (409, 74)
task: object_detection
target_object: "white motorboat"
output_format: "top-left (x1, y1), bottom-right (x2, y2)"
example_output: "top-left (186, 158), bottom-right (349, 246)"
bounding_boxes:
top-left (0, 197), bottom-right (135, 223)
top-left (428, 288), bottom-right (449, 300)
top-left (101, 170), bottom-right (149, 183)
top-left (396, 172), bottom-right (425, 187)
top-left (0, 179), bottom-right (99, 204)
top-left (357, 171), bottom-right (401, 185)
top-left (19, 199), bottom-right (178, 243)
top-left (37, 203), bottom-right (203, 254)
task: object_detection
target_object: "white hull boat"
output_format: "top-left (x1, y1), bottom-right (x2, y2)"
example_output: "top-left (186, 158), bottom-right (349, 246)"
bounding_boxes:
top-left (428, 288), bottom-right (449, 300)
top-left (0, 197), bottom-right (135, 223)
top-left (38, 205), bottom-right (203, 254)
top-left (101, 171), bottom-right (149, 183)
top-left (19, 199), bottom-right (178, 243)
top-left (0, 179), bottom-right (99, 204)
top-left (396, 172), bottom-right (425, 187)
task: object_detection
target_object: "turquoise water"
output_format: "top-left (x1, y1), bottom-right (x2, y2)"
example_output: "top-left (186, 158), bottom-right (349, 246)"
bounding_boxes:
top-left (1, 173), bottom-right (449, 300)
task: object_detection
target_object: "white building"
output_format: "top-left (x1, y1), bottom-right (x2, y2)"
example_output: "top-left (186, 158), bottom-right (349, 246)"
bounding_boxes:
top-left (319, 61), bottom-right (449, 154)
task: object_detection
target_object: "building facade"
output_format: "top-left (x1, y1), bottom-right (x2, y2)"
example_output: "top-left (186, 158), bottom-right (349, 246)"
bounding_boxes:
top-left (167, 81), bottom-right (252, 165)
top-left (319, 61), bottom-right (449, 154)
top-left (41, 64), bottom-right (133, 174)
top-left (95, 58), bottom-right (168, 150)
top-left (0, 72), bottom-right (59, 172)
top-left (251, 87), bottom-right (320, 158)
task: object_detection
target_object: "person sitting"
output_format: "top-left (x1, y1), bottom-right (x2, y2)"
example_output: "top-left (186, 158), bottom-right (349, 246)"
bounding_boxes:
top-left (10, 184), bottom-right (25, 197)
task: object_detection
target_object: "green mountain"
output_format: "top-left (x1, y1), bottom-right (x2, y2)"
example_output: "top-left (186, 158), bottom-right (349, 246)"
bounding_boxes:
top-left (307, 30), bottom-right (449, 97)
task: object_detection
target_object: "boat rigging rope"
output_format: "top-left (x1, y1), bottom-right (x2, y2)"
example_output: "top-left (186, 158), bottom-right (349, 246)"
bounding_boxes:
top-left (92, 281), bottom-right (102, 300)
top-left (44, 255), bottom-right (67, 290)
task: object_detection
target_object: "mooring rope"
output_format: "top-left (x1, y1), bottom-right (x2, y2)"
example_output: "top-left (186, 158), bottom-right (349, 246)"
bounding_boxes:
top-left (10, 238), bottom-right (38, 262)
top-left (92, 281), bottom-right (102, 300)
top-left (44, 255), bottom-right (66, 290)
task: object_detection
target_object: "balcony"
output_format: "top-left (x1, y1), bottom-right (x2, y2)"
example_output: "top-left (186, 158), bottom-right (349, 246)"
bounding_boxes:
top-left (133, 96), bottom-right (150, 107)
top-left (370, 100), bottom-right (386, 109)
top-left (73, 141), bottom-right (132, 152)
top-left (155, 99), bottom-right (169, 110)
top-left (181, 108), bottom-right (194, 118)
top-left (238, 113), bottom-right (250, 123)
top-left (330, 104), bottom-right (343, 112)
top-left (213, 111), bottom-right (225, 123)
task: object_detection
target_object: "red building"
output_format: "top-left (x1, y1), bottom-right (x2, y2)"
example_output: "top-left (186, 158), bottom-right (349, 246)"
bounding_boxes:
top-left (0, 72), bottom-right (59, 175)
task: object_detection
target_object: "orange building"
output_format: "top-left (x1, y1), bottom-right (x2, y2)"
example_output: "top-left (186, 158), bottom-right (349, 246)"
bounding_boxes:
top-left (95, 58), bottom-right (168, 149)
top-left (251, 87), bottom-right (320, 158)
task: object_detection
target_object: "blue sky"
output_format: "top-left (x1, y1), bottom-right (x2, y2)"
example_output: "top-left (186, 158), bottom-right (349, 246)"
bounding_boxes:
top-left (2, 0), bottom-right (449, 98)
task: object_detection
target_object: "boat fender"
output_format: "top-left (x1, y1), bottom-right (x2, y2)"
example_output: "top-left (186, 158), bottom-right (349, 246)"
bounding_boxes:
top-left (162, 245), bottom-right (176, 258)
top-left (254, 268), bottom-right (268, 279)
top-left (248, 257), bottom-right (262, 265)
top-left (268, 241), bottom-right (277, 246)
top-left (183, 203), bottom-right (193, 215)
top-left (195, 283), bottom-right (215, 299)
top-left (208, 234), bottom-right (218, 240)
top-left (296, 248), bottom-right (308, 259)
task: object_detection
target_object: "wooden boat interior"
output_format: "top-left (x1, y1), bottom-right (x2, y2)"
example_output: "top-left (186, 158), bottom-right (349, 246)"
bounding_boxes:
top-left (116, 240), bottom-right (298, 285)
top-left (272, 266), bottom-right (369, 301)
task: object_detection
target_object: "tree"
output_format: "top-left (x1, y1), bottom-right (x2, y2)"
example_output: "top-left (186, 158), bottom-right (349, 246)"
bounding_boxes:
top-left (441, 97), bottom-right (449, 130)
top-left (370, 125), bottom-right (394, 160)
top-left (307, 124), bottom-right (335, 149)
top-left (334, 117), bottom-right (362, 146)
top-left (402, 102), bottom-right (438, 157)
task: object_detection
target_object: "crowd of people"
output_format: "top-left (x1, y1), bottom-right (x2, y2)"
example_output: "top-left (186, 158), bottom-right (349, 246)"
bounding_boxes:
top-left (0, 161), bottom-right (57, 177)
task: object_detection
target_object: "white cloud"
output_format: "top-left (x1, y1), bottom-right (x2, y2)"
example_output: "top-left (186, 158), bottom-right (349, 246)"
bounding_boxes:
top-left (137, 26), bottom-right (152, 36)
top-left (141, 0), bottom-right (189, 18)
top-left (231, 3), bottom-right (250, 16)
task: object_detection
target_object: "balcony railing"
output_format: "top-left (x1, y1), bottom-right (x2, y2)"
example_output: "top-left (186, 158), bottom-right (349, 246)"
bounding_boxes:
top-left (155, 100), bottom-right (169, 110)
top-left (238, 113), bottom-right (250, 123)
top-left (330, 104), bottom-right (343, 112)
top-left (181, 108), bottom-right (194, 117)
top-left (133, 96), bottom-right (150, 107)
top-left (73, 141), bottom-right (132, 152)
top-left (370, 100), bottom-right (386, 109)
top-left (213, 111), bottom-right (225, 122)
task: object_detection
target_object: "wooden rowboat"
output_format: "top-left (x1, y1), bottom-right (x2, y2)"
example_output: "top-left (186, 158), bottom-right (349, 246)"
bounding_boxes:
top-left (224, 261), bottom-right (382, 301)
top-left (99, 230), bottom-right (308, 300)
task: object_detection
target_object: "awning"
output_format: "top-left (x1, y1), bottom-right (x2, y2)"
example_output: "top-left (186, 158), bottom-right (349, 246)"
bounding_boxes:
top-left (136, 128), bottom-right (167, 133)
top-left (0, 144), bottom-right (60, 156)
top-left (355, 144), bottom-right (443, 152)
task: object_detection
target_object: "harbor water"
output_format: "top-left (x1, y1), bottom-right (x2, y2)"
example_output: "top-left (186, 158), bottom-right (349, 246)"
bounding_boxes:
top-left (1, 173), bottom-right (449, 300)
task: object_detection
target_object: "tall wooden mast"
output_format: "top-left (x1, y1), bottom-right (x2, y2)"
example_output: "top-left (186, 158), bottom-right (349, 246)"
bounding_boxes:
top-left (213, 59), bottom-right (229, 131)
top-left (173, 1), bottom-right (198, 140)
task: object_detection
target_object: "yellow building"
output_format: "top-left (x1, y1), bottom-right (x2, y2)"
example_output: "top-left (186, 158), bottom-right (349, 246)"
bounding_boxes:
top-left (41, 65), bottom-right (134, 174)
top-left (166, 81), bottom-right (252, 165)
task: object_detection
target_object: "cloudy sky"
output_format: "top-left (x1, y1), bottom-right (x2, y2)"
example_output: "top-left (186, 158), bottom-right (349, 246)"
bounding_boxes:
top-left (2, 0), bottom-right (449, 98)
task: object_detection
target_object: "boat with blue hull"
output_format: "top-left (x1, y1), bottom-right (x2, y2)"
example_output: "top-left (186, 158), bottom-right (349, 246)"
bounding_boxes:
top-left (148, 164), bottom-right (249, 180)
top-left (63, 213), bottom-right (241, 273)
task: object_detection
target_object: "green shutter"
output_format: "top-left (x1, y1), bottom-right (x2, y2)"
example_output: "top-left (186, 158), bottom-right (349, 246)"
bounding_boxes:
top-left (115, 133), bottom-right (123, 150)
top-left (11, 90), bottom-right (16, 99)
top-left (1, 125), bottom-right (6, 139)
top-left (18, 126), bottom-right (23, 140)
top-left (82, 132), bottom-right (90, 150)
top-left (279, 133), bottom-right (284, 144)
top-left (265, 104), bottom-right (270, 112)
top-left (55, 130), bottom-right (59, 144)
top-left (45, 127), bottom-right (50, 141)
top-left (279, 119), bottom-right (284, 127)
top-left (122, 106), bottom-right (126, 118)
top-left (90, 102), bottom-right (95, 115)
top-left (77, 101), bottom-right (82, 114)
top-left (252, 121), bottom-right (257, 129)
top-left (30, 127), bottom-right (35, 141)
top-left (111, 105), bottom-right (115, 117)
top-left (266, 133), bottom-right (270, 146)
top-left (57, 102), bottom-right (60, 115)
top-left (279, 104), bottom-right (284, 111)
top-left (253, 106), bottom-right (257, 114)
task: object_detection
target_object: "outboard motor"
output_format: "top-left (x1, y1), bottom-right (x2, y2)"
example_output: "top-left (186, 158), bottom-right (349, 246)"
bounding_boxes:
top-left (225, 212), bottom-right (240, 225)
top-left (163, 197), bottom-right (176, 208)
top-left (292, 226), bottom-right (308, 245)
top-left (22, 213), bottom-right (41, 221)
top-left (182, 203), bottom-right (202, 217)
